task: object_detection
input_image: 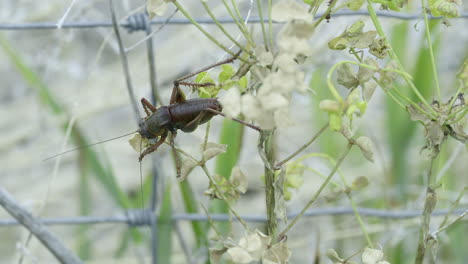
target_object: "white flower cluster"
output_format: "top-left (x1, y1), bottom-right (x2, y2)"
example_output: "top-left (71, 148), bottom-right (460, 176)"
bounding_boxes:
top-left (221, 0), bottom-right (314, 129)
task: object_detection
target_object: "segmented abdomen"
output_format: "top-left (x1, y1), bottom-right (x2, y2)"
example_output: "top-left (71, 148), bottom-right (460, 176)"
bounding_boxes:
top-left (168, 98), bottom-right (222, 130)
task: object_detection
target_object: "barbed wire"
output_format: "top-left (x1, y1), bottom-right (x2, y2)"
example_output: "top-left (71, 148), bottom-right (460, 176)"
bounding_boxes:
top-left (1, 11), bottom-right (467, 31)
top-left (0, 207), bottom-right (466, 227)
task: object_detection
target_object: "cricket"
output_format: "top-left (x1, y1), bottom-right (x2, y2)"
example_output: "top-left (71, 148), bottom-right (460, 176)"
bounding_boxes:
top-left (46, 51), bottom-right (261, 177)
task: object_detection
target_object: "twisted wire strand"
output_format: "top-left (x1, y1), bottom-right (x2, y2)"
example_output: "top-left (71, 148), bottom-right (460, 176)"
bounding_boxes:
top-left (0, 207), bottom-right (466, 226)
top-left (1, 11), bottom-right (467, 31)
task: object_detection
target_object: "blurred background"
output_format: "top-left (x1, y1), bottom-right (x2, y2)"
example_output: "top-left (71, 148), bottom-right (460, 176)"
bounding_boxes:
top-left (0, 0), bottom-right (467, 263)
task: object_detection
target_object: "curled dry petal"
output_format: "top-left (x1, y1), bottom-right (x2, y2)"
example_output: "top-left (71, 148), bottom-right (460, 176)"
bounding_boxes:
top-left (356, 136), bottom-right (375, 162)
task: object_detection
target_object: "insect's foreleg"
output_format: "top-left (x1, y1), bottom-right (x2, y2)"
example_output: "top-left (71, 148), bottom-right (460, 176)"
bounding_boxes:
top-left (204, 108), bottom-right (262, 132)
top-left (141, 98), bottom-right (157, 117)
top-left (139, 132), bottom-right (167, 161)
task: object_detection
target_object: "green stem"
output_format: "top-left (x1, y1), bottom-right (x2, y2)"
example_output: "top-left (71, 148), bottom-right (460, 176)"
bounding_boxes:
top-left (256, 0), bottom-right (270, 51)
top-left (201, 1), bottom-right (249, 54)
top-left (201, 165), bottom-right (249, 230)
top-left (262, 130), bottom-right (277, 237)
top-left (447, 106), bottom-right (468, 124)
top-left (172, 1), bottom-right (249, 63)
top-left (268, 0), bottom-right (274, 49)
top-left (366, 1), bottom-right (437, 117)
top-left (278, 143), bottom-right (352, 239)
top-left (275, 124), bottom-right (328, 168)
top-left (222, 0), bottom-right (255, 47)
top-left (421, 0), bottom-right (441, 100)
top-left (414, 157), bottom-right (438, 264)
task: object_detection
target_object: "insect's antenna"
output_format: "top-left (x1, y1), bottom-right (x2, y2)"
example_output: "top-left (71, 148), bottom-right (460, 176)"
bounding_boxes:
top-left (44, 130), bottom-right (138, 161)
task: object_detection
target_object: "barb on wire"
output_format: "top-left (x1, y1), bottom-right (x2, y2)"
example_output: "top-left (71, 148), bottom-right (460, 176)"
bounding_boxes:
top-left (1, 11), bottom-right (467, 30)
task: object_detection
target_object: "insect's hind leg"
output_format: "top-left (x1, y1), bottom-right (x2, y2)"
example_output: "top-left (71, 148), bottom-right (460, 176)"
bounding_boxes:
top-left (204, 108), bottom-right (262, 132)
top-left (170, 50), bottom-right (242, 105)
top-left (141, 98), bottom-right (157, 117)
top-left (168, 131), bottom-right (182, 178)
top-left (174, 50), bottom-right (242, 84)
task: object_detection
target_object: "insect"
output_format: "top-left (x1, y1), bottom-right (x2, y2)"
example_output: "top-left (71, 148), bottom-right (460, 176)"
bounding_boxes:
top-left (136, 52), bottom-right (261, 176)
top-left (46, 51), bottom-right (261, 177)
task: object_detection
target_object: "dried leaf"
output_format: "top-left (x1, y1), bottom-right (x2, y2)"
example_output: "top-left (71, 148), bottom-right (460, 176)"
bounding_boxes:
top-left (362, 248), bottom-right (384, 264)
top-left (128, 133), bottom-right (149, 153)
top-left (262, 242), bottom-right (291, 264)
top-left (356, 136), bottom-right (375, 162)
top-left (351, 176), bottom-right (369, 191)
top-left (202, 143), bottom-right (227, 161)
top-left (358, 57), bottom-right (378, 83)
top-left (327, 248), bottom-right (345, 263)
top-left (210, 247), bottom-right (228, 264)
top-left (337, 64), bottom-right (359, 89)
top-left (353, 31), bottom-right (378, 49)
top-left (238, 232), bottom-right (268, 260)
top-left (407, 104), bottom-right (431, 124)
top-left (179, 158), bottom-right (198, 181)
top-left (362, 81), bottom-right (377, 101)
top-left (424, 121), bottom-right (445, 148)
top-left (274, 169), bottom-right (288, 223)
top-left (324, 187), bottom-right (345, 203)
top-left (231, 167), bottom-right (248, 194)
top-left (227, 247), bottom-right (253, 263)
top-left (369, 38), bottom-right (389, 59)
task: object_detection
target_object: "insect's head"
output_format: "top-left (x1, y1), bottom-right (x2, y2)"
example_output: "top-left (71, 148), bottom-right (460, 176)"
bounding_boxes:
top-left (138, 118), bottom-right (154, 139)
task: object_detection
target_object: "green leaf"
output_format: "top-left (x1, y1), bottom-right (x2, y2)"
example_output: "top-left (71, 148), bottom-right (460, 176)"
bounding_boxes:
top-left (238, 76), bottom-right (248, 92)
top-left (221, 79), bottom-right (237, 91)
top-left (218, 64), bottom-right (235, 83)
top-left (429, 0), bottom-right (460, 18)
top-left (329, 113), bottom-right (342, 131)
top-left (198, 87), bottom-right (211, 98)
top-left (370, 0), bottom-right (406, 11)
top-left (195, 71), bottom-right (215, 84)
top-left (347, 0), bottom-right (365, 11)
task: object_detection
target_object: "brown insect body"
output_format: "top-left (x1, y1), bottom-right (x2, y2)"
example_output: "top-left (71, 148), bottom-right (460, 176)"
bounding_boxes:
top-left (138, 98), bottom-right (221, 139)
top-left (170, 98), bottom-right (222, 132)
